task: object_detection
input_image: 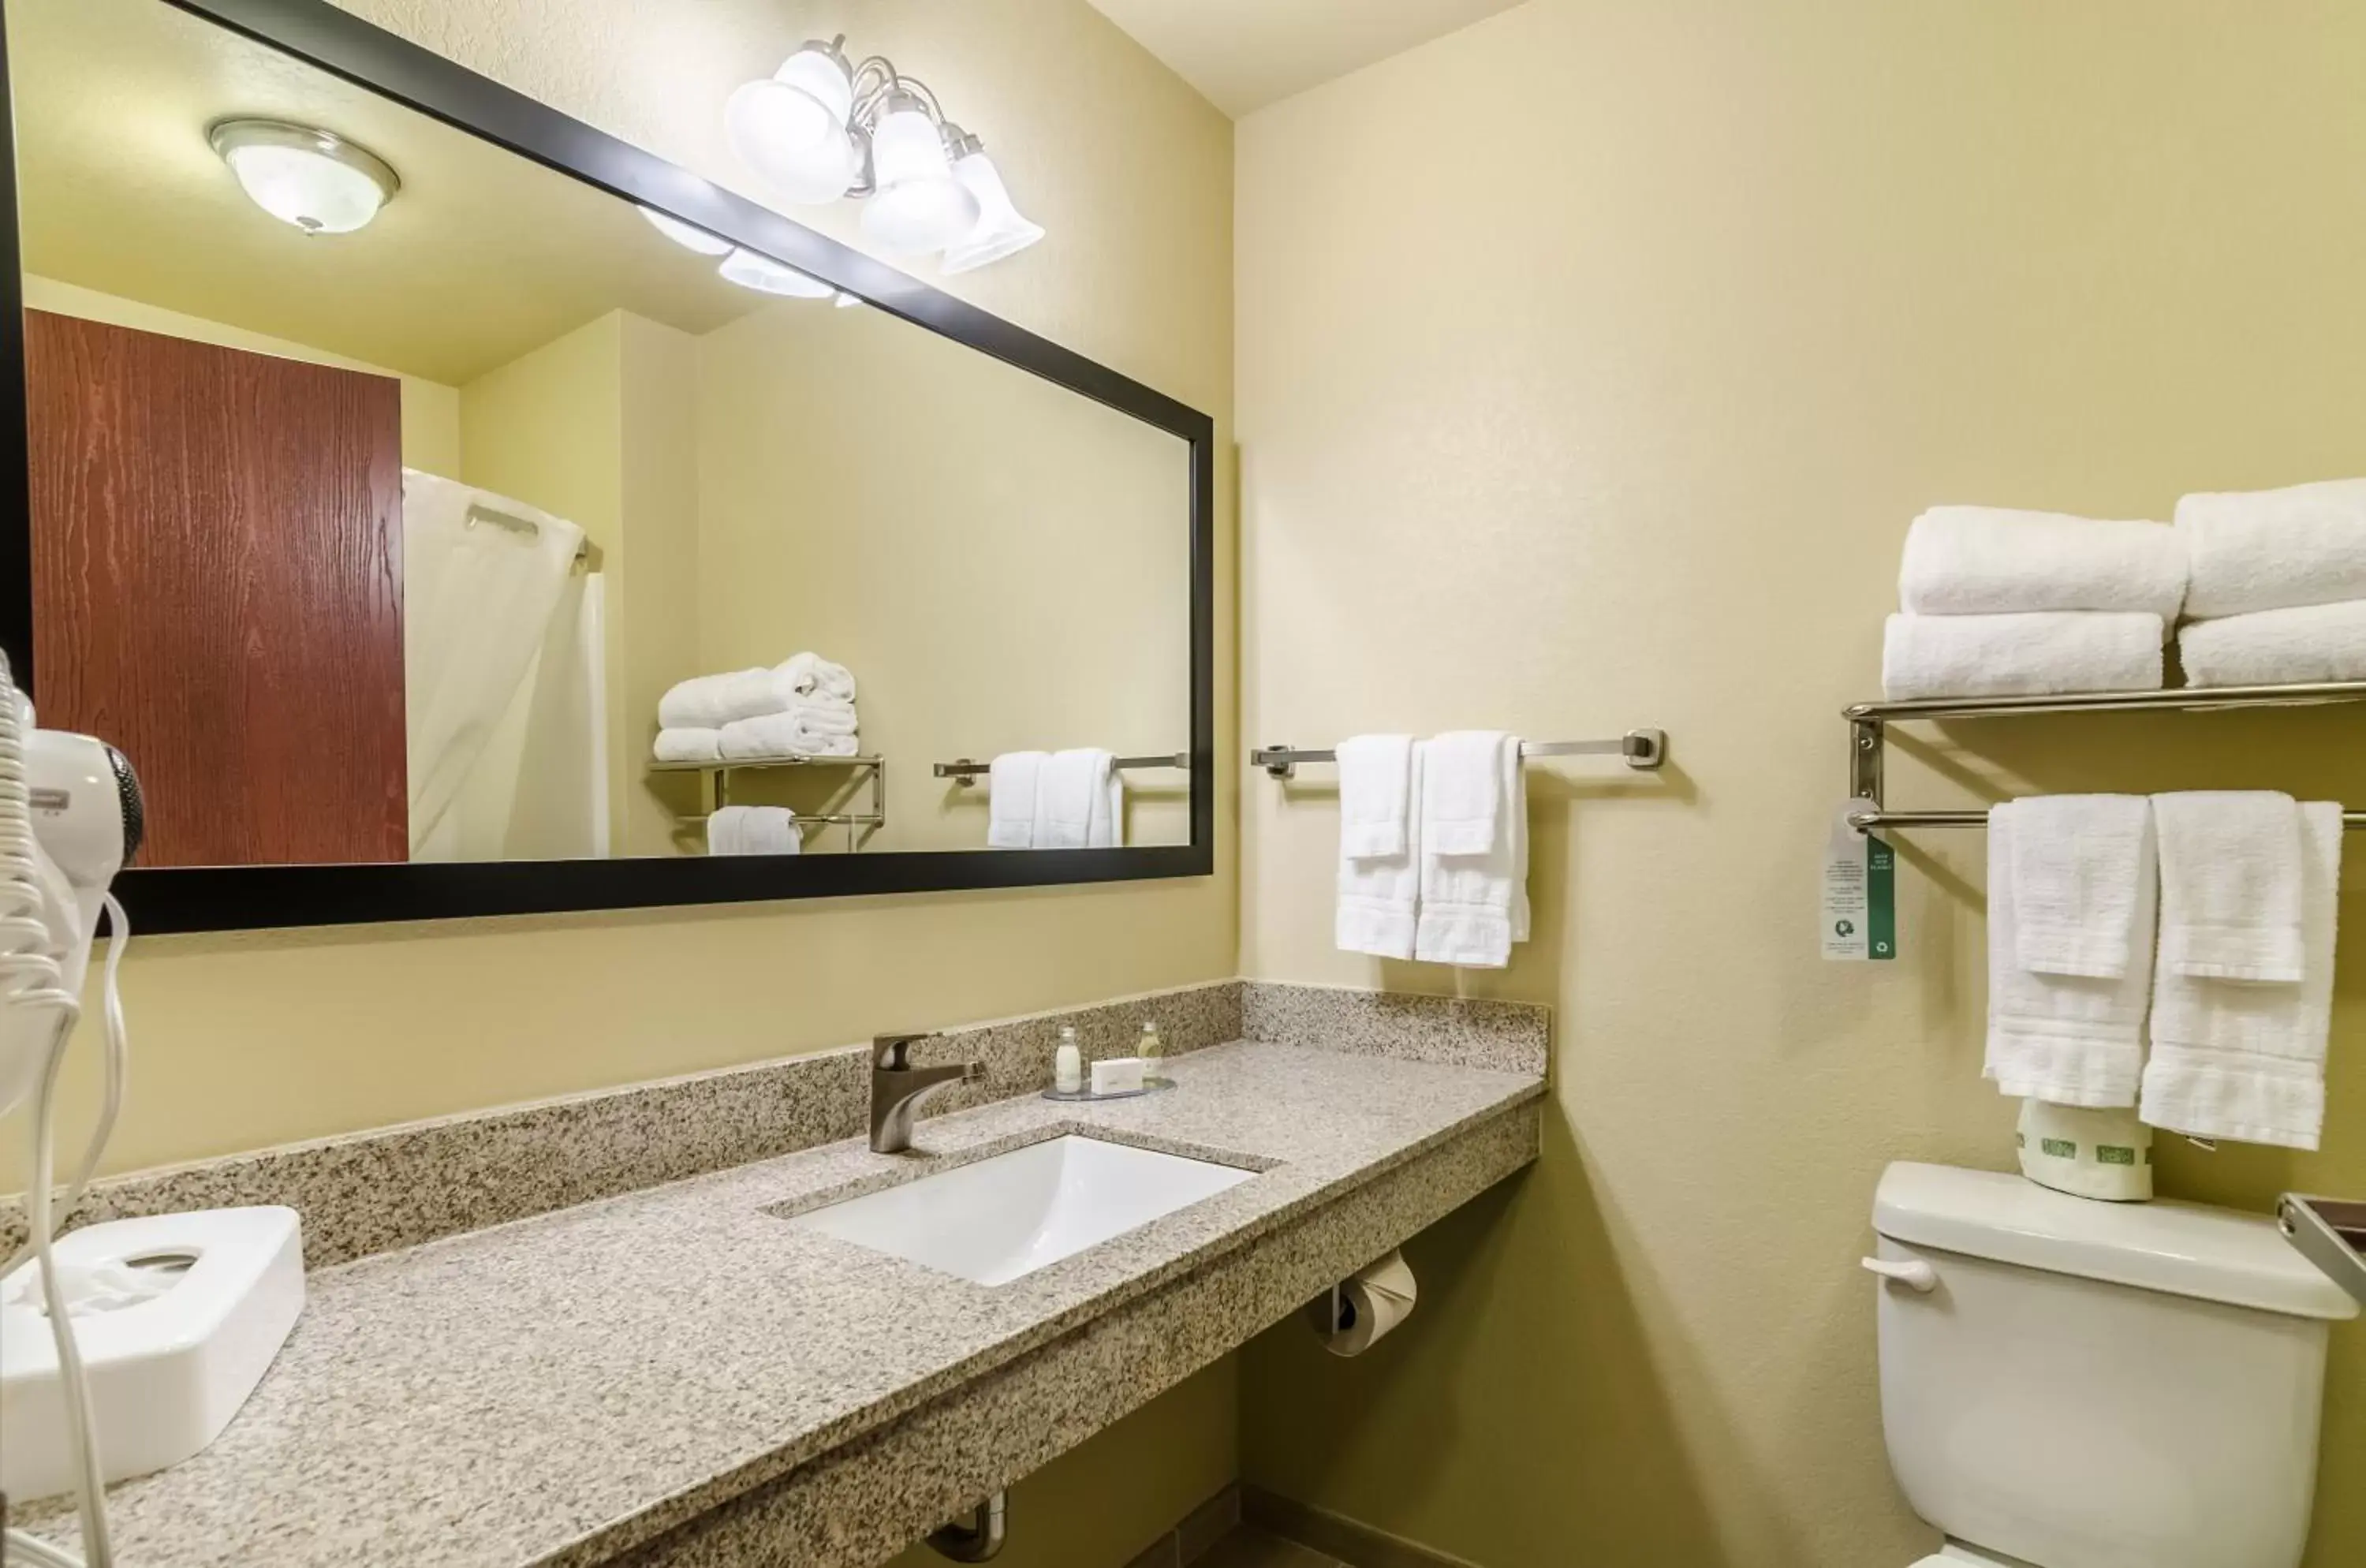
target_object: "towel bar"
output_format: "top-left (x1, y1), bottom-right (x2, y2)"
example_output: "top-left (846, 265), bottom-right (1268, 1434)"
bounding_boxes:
top-left (1252, 730), bottom-right (1666, 782)
top-left (934, 752), bottom-right (1189, 785)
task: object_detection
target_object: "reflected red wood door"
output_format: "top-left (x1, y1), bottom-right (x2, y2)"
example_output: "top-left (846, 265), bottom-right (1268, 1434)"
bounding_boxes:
top-left (27, 310), bottom-right (409, 867)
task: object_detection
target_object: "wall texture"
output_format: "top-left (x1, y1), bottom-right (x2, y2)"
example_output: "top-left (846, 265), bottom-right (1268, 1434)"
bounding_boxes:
top-left (1233, 3), bottom-right (2366, 1566)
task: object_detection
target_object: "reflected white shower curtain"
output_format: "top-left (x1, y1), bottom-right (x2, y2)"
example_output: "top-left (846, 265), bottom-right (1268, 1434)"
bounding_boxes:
top-left (402, 469), bottom-right (586, 855)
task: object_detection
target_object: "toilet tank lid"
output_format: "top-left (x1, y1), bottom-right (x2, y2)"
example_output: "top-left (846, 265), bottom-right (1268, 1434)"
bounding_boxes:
top-left (1873, 1163), bottom-right (2359, 1321)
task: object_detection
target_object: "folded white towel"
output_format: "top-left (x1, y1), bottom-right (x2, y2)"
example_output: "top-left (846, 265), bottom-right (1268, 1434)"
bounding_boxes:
top-left (707, 805), bottom-right (799, 857)
top-left (2142, 801), bottom-right (2341, 1150)
top-left (1337, 735), bottom-right (1416, 860)
top-left (1414, 735), bottom-right (1528, 968)
top-left (653, 727), bottom-right (723, 764)
top-left (988, 752), bottom-right (1046, 849)
top-left (2177, 478), bottom-right (2366, 618)
top-left (1900, 506), bottom-right (2186, 619)
top-left (2152, 792), bottom-right (2306, 983)
top-left (1983, 801), bottom-right (2156, 1108)
top-left (658, 668), bottom-right (778, 730)
top-left (1423, 731), bottom-right (1508, 856)
top-left (1881, 612), bottom-right (2163, 700)
top-left (1338, 743), bottom-right (1423, 960)
top-left (1036, 749), bottom-right (1113, 850)
top-left (2178, 599), bottom-right (2366, 688)
top-left (774, 651), bottom-right (856, 704)
top-left (1089, 766), bottom-right (1125, 849)
top-left (718, 711), bottom-right (859, 759)
top-left (2008, 795), bottom-right (2153, 979)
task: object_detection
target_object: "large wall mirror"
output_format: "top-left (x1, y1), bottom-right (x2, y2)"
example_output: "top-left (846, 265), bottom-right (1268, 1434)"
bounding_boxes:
top-left (0, 0), bottom-right (1215, 931)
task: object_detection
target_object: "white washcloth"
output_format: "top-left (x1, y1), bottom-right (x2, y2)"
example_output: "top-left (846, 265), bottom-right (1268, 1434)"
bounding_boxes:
top-left (2178, 599), bottom-right (2366, 688)
top-left (718, 709), bottom-right (858, 759)
top-left (707, 805), bottom-right (799, 856)
top-left (1337, 735), bottom-right (1416, 860)
top-left (1983, 801), bottom-right (2156, 1108)
top-left (2141, 801), bottom-right (2341, 1150)
top-left (2177, 478), bottom-right (2366, 618)
top-left (1338, 743), bottom-right (1424, 960)
top-left (1899, 506), bottom-right (2186, 619)
top-left (1036, 749), bottom-right (1114, 850)
top-left (988, 752), bottom-right (1046, 849)
top-left (653, 727), bottom-right (722, 764)
top-left (2152, 792), bottom-right (2306, 983)
top-left (2010, 795), bottom-right (2153, 979)
top-left (658, 668), bottom-right (778, 730)
top-left (1414, 735), bottom-right (1528, 968)
top-left (1881, 612), bottom-right (2163, 700)
top-left (1423, 731), bottom-right (1508, 856)
top-left (774, 652), bottom-right (856, 704)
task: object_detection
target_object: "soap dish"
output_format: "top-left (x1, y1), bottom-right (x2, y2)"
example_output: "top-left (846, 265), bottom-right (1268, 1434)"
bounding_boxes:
top-left (1043, 1078), bottom-right (1177, 1104)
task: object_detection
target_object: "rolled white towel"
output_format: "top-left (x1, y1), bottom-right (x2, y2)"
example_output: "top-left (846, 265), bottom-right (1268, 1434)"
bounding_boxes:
top-left (653, 727), bottom-right (723, 764)
top-left (2178, 599), bottom-right (2366, 688)
top-left (1900, 506), bottom-right (2185, 619)
top-left (775, 652), bottom-right (856, 704)
top-left (2177, 478), bottom-right (2366, 618)
top-left (1881, 612), bottom-right (2164, 701)
top-left (658, 668), bottom-right (778, 730)
top-left (719, 710), bottom-right (859, 759)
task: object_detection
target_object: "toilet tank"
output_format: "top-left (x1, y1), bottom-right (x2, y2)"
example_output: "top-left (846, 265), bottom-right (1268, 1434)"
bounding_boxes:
top-left (1871, 1163), bottom-right (2357, 1568)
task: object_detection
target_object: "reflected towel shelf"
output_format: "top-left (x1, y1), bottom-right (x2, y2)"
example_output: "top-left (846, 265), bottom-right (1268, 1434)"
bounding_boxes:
top-left (652, 754), bottom-right (886, 849)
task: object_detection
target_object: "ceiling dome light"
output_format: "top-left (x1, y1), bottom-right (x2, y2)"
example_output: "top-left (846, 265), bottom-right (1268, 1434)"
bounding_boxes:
top-left (940, 140), bottom-right (1044, 274)
top-left (207, 118), bottom-right (399, 235)
top-left (718, 247), bottom-right (837, 299)
top-left (726, 41), bottom-right (859, 205)
top-left (860, 99), bottom-right (978, 256)
top-left (640, 207), bottom-right (734, 256)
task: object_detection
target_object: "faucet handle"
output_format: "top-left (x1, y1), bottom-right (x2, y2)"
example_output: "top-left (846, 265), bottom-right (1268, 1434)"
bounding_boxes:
top-left (873, 1032), bottom-right (939, 1070)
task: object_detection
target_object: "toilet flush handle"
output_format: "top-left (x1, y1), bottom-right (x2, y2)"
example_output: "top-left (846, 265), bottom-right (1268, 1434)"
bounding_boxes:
top-left (1860, 1256), bottom-right (1939, 1294)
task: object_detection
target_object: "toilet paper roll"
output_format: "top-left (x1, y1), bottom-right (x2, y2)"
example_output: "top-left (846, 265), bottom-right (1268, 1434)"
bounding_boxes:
top-left (2017, 1099), bottom-right (2154, 1203)
top-left (1309, 1249), bottom-right (1418, 1357)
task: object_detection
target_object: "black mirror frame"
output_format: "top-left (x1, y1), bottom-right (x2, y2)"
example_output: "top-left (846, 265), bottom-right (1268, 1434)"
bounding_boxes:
top-left (0, 0), bottom-right (1216, 933)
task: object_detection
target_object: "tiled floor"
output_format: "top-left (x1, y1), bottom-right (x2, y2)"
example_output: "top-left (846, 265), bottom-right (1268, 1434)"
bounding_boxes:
top-left (1194, 1526), bottom-right (1352, 1568)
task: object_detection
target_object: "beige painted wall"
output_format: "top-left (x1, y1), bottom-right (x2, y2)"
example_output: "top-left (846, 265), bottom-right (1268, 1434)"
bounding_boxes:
top-left (1234, 4), bottom-right (2366, 1566)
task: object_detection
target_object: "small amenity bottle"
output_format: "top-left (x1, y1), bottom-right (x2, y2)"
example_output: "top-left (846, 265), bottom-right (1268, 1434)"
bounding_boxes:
top-left (1054, 1025), bottom-right (1083, 1094)
top-left (1139, 1018), bottom-right (1166, 1082)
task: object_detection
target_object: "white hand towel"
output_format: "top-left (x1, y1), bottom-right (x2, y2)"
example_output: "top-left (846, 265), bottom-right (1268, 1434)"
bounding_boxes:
top-left (988, 752), bottom-right (1046, 849)
top-left (1423, 731), bottom-right (1508, 856)
top-left (2177, 477), bottom-right (2366, 618)
top-left (653, 727), bottom-right (723, 764)
top-left (1088, 767), bottom-right (1125, 848)
top-left (707, 805), bottom-right (799, 856)
top-left (1881, 612), bottom-right (2163, 700)
top-left (1036, 749), bottom-right (1114, 849)
top-left (718, 710), bottom-right (859, 759)
top-left (1337, 735), bottom-right (1416, 860)
top-left (1339, 744), bottom-right (1424, 960)
top-left (1899, 506), bottom-right (2186, 619)
top-left (1415, 735), bottom-right (1528, 968)
top-left (2178, 599), bottom-right (2366, 689)
top-left (2152, 792), bottom-right (2306, 983)
top-left (2009, 795), bottom-right (2153, 979)
top-left (658, 668), bottom-right (778, 730)
top-left (2141, 801), bottom-right (2342, 1150)
top-left (774, 651), bottom-right (856, 704)
top-left (1983, 801), bottom-right (2156, 1108)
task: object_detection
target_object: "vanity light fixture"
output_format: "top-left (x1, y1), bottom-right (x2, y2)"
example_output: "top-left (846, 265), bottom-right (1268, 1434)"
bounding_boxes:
top-left (717, 246), bottom-right (838, 299)
top-left (639, 206), bottom-right (735, 256)
top-left (207, 118), bottom-right (399, 234)
top-left (726, 36), bottom-right (1044, 269)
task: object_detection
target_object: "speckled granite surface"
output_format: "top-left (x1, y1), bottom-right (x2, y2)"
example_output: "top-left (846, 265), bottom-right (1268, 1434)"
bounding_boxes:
top-left (0, 981), bottom-right (1243, 1267)
top-left (1241, 980), bottom-right (1550, 1076)
top-left (17, 1040), bottom-right (1543, 1568)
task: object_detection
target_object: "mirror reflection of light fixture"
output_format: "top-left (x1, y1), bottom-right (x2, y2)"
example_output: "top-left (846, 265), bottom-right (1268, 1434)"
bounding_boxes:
top-left (208, 118), bottom-right (399, 234)
top-left (640, 206), bottom-right (735, 256)
top-left (718, 247), bottom-right (838, 299)
top-left (726, 36), bottom-right (1043, 271)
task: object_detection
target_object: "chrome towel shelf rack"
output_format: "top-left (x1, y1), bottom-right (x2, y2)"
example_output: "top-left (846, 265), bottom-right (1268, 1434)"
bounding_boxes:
top-left (934, 752), bottom-right (1189, 785)
top-left (650, 753), bottom-right (886, 849)
top-left (1845, 681), bottom-right (2366, 832)
top-left (1252, 729), bottom-right (1666, 781)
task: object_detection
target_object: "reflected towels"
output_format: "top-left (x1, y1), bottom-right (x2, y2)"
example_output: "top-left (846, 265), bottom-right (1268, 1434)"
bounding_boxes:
top-left (1900, 506), bottom-right (2186, 619)
top-left (718, 701), bottom-right (859, 760)
top-left (654, 727), bottom-right (723, 764)
top-left (987, 750), bottom-right (1122, 848)
top-left (657, 668), bottom-right (779, 730)
top-left (1881, 612), bottom-right (2163, 700)
top-left (707, 805), bottom-right (799, 857)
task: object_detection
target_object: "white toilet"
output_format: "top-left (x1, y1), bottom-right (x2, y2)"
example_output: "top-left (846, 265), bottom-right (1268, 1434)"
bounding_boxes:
top-left (1868, 1162), bottom-right (2359, 1568)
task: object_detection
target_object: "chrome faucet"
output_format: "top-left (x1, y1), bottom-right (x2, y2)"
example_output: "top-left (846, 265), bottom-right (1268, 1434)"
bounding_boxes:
top-left (868, 1032), bottom-right (985, 1154)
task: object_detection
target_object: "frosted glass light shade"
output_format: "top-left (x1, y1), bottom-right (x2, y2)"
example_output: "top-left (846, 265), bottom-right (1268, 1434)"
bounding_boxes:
top-left (726, 45), bottom-right (858, 205)
top-left (940, 151), bottom-right (1044, 274)
top-left (718, 248), bottom-right (836, 299)
top-left (640, 207), bottom-right (734, 256)
top-left (208, 120), bottom-right (398, 235)
top-left (860, 109), bottom-right (977, 255)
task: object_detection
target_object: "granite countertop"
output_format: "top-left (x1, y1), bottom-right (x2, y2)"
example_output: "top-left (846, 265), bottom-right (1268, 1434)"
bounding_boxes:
top-left (21, 1040), bottom-right (1545, 1568)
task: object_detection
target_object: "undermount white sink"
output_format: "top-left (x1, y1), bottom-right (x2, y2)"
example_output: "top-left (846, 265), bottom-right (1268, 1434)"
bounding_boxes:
top-left (784, 1134), bottom-right (1256, 1286)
